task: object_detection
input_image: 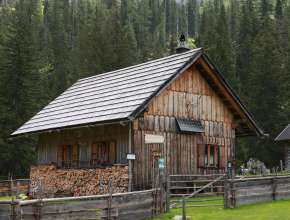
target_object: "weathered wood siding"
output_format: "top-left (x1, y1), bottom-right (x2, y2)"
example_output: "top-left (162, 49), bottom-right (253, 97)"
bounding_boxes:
top-left (285, 146), bottom-right (290, 171)
top-left (38, 124), bottom-right (129, 164)
top-left (224, 176), bottom-right (290, 208)
top-left (133, 64), bottom-right (236, 188)
top-left (0, 189), bottom-right (163, 220)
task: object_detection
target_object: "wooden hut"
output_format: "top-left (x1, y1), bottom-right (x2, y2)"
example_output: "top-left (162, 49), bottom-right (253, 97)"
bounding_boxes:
top-left (275, 125), bottom-right (290, 171)
top-left (12, 42), bottom-right (264, 195)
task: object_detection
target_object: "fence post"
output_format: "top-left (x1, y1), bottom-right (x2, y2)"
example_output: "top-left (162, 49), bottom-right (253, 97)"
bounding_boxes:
top-left (107, 179), bottom-right (113, 220)
top-left (10, 177), bottom-right (16, 220)
top-left (223, 179), bottom-right (229, 209)
top-left (272, 177), bottom-right (277, 201)
top-left (230, 180), bottom-right (236, 208)
top-left (166, 175), bottom-right (170, 212)
top-left (16, 181), bottom-right (20, 199)
top-left (182, 199), bottom-right (186, 220)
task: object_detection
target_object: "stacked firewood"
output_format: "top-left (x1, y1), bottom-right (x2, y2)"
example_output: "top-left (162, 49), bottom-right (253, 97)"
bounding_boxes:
top-left (30, 165), bottom-right (129, 197)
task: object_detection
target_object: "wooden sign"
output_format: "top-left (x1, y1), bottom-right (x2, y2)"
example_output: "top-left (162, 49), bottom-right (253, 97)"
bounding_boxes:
top-left (126, 154), bottom-right (136, 160)
top-left (145, 134), bottom-right (164, 144)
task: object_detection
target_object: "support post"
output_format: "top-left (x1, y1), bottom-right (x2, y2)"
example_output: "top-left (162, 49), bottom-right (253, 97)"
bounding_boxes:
top-left (166, 175), bottom-right (170, 212)
top-left (272, 177), bottom-right (277, 201)
top-left (10, 177), bottom-right (16, 220)
top-left (128, 122), bottom-right (133, 192)
top-left (223, 179), bottom-right (229, 209)
top-left (182, 200), bottom-right (186, 220)
top-left (107, 179), bottom-right (113, 220)
top-left (16, 181), bottom-right (20, 199)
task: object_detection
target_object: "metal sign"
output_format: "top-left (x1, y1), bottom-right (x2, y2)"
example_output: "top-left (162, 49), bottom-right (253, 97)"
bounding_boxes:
top-left (145, 134), bottom-right (164, 144)
top-left (158, 158), bottom-right (165, 169)
top-left (126, 154), bottom-right (136, 160)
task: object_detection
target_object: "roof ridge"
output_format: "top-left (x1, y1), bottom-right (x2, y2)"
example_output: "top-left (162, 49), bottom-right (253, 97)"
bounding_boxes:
top-left (78, 48), bottom-right (203, 82)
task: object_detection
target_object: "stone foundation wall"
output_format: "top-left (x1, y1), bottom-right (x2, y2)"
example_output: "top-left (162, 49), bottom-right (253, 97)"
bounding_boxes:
top-left (30, 164), bottom-right (128, 197)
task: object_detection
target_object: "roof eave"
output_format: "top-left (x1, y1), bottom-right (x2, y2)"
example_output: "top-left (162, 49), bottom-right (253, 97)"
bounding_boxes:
top-left (201, 54), bottom-right (265, 138)
top-left (10, 117), bottom-right (131, 138)
top-left (275, 124), bottom-right (290, 142)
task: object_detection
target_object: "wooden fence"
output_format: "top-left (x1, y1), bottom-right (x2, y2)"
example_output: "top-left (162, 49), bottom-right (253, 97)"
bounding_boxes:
top-left (0, 179), bottom-right (30, 197)
top-left (0, 189), bottom-right (164, 220)
top-left (224, 175), bottom-right (290, 208)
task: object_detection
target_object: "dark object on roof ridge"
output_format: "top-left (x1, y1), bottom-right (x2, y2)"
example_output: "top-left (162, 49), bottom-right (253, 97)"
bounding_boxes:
top-left (176, 34), bottom-right (190, 54)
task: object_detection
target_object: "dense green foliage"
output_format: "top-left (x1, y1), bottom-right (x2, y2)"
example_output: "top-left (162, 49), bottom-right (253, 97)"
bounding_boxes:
top-left (0, 0), bottom-right (289, 177)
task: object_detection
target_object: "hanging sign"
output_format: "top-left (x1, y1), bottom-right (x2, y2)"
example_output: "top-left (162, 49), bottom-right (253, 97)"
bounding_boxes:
top-left (158, 158), bottom-right (165, 169)
top-left (145, 134), bottom-right (164, 144)
top-left (126, 154), bottom-right (136, 160)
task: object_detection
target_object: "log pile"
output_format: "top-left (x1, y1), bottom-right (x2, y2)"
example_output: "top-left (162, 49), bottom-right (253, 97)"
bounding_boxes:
top-left (30, 164), bottom-right (128, 197)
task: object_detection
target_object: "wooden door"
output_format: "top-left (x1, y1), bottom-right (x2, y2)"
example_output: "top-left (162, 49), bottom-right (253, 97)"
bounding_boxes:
top-left (150, 143), bottom-right (163, 189)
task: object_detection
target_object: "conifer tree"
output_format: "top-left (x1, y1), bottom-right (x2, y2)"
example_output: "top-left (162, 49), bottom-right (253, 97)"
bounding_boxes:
top-left (0, 0), bottom-right (43, 177)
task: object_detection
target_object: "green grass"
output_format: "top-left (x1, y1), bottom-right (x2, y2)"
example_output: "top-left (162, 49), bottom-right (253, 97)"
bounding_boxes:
top-left (153, 197), bottom-right (290, 220)
top-left (0, 196), bottom-right (15, 200)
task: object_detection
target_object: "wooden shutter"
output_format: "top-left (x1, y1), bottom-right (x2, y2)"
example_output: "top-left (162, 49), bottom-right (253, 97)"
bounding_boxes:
top-left (109, 141), bottom-right (116, 164)
top-left (99, 142), bottom-right (107, 164)
top-left (214, 145), bottom-right (219, 167)
top-left (197, 144), bottom-right (205, 168)
top-left (91, 143), bottom-right (97, 160)
top-left (207, 145), bottom-right (211, 166)
top-left (219, 146), bottom-right (226, 169)
top-left (63, 145), bottom-right (68, 161)
top-left (57, 145), bottom-right (63, 167)
top-left (72, 144), bottom-right (78, 161)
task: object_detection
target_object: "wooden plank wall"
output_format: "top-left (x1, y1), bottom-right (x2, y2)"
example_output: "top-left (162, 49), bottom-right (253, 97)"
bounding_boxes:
top-left (2, 189), bottom-right (163, 220)
top-left (133, 65), bottom-right (236, 188)
top-left (38, 124), bottom-right (129, 164)
top-left (0, 179), bottom-right (30, 197)
top-left (285, 146), bottom-right (290, 171)
top-left (0, 201), bottom-right (12, 220)
top-left (224, 176), bottom-right (290, 208)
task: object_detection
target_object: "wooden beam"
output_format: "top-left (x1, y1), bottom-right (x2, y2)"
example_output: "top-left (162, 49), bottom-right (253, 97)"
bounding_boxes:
top-left (128, 122), bottom-right (133, 192)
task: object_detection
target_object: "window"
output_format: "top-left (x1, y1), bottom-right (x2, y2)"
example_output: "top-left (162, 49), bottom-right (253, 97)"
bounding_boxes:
top-left (57, 144), bottom-right (79, 168)
top-left (204, 145), bottom-right (219, 167)
top-left (197, 144), bottom-right (225, 168)
top-left (91, 141), bottom-right (116, 166)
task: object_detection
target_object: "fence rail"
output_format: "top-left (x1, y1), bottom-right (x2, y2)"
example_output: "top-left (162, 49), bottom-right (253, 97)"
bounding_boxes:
top-left (0, 179), bottom-right (30, 197)
top-left (0, 188), bottom-right (164, 220)
top-left (224, 175), bottom-right (290, 208)
top-left (166, 174), bottom-right (226, 215)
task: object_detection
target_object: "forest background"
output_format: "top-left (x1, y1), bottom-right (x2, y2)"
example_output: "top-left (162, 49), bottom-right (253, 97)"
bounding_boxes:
top-left (0, 0), bottom-right (289, 178)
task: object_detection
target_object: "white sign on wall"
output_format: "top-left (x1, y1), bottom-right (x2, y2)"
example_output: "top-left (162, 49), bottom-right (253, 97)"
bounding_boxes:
top-left (126, 154), bottom-right (136, 160)
top-left (145, 134), bottom-right (165, 144)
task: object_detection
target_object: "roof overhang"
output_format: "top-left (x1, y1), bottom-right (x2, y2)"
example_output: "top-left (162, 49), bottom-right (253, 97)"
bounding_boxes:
top-left (275, 124), bottom-right (290, 142)
top-left (198, 54), bottom-right (265, 137)
top-left (10, 118), bottom-right (131, 138)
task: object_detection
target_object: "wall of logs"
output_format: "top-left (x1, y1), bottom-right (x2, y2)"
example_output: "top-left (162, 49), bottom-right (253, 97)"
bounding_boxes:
top-left (30, 164), bottom-right (128, 197)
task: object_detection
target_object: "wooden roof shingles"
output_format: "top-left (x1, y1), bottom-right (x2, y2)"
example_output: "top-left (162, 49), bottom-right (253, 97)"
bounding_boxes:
top-left (12, 48), bottom-right (203, 136)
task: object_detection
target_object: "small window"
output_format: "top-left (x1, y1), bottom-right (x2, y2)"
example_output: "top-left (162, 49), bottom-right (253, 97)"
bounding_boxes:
top-left (204, 145), bottom-right (219, 167)
top-left (91, 141), bottom-right (116, 167)
top-left (197, 144), bottom-right (225, 168)
top-left (57, 144), bottom-right (79, 168)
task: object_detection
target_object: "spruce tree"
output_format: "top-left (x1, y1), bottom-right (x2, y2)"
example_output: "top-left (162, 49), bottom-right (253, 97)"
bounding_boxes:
top-left (0, 0), bottom-right (43, 177)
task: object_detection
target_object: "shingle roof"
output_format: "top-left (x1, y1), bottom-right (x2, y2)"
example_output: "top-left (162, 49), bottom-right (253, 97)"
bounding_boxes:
top-left (12, 48), bottom-right (203, 136)
top-left (275, 124), bottom-right (290, 141)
